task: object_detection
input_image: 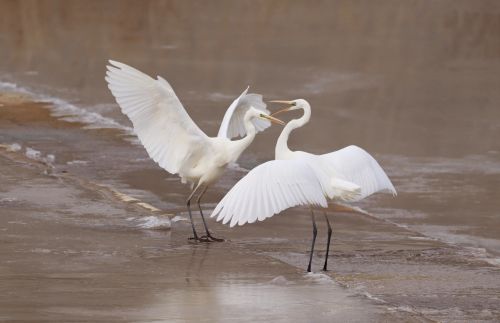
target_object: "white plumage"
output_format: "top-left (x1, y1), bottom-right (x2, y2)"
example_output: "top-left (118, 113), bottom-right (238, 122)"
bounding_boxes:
top-left (214, 159), bottom-right (328, 227)
top-left (106, 60), bottom-right (208, 176)
top-left (211, 98), bottom-right (396, 271)
top-left (212, 99), bottom-right (396, 227)
top-left (318, 145), bottom-right (396, 200)
top-left (218, 87), bottom-right (271, 139)
top-left (105, 60), bottom-right (284, 242)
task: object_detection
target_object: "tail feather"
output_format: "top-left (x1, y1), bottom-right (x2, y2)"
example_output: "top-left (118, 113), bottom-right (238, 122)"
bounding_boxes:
top-left (331, 178), bottom-right (362, 202)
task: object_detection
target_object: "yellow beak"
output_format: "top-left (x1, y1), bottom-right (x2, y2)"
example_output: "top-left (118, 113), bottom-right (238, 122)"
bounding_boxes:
top-left (261, 114), bottom-right (285, 125)
top-left (269, 100), bottom-right (294, 104)
top-left (269, 100), bottom-right (294, 116)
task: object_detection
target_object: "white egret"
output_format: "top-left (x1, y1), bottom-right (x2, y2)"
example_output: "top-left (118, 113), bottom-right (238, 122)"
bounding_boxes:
top-left (105, 60), bottom-right (284, 242)
top-left (211, 99), bottom-right (396, 271)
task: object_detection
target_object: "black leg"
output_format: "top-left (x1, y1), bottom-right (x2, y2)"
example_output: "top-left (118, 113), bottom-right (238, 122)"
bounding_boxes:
top-left (323, 212), bottom-right (333, 271)
top-left (196, 186), bottom-right (224, 242)
top-left (187, 187), bottom-right (209, 242)
top-left (307, 209), bottom-right (318, 272)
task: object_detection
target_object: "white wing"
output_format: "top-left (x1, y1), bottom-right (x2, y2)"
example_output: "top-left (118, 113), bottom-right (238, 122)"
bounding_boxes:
top-left (211, 159), bottom-right (328, 227)
top-left (105, 60), bottom-right (210, 175)
top-left (295, 153), bottom-right (361, 202)
top-left (217, 87), bottom-right (271, 139)
top-left (320, 145), bottom-right (397, 200)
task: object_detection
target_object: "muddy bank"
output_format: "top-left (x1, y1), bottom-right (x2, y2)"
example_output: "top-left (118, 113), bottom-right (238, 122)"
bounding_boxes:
top-left (1, 94), bottom-right (500, 322)
top-left (0, 126), bottom-right (414, 323)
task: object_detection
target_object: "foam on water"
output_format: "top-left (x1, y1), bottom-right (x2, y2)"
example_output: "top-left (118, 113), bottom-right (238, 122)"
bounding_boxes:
top-left (0, 81), bottom-right (19, 92)
top-left (66, 160), bottom-right (89, 166)
top-left (25, 147), bottom-right (42, 159)
top-left (136, 216), bottom-right (172, 230)
top-left (171, 215), bottom-right (188, 222)
top-left (0, 80), bottom-right (138, 143)
top-left (0, 197), bottom-right (18, 204)
top-left (269, 275), bottom-right (294, 285)
top-left (305, 272), bottom-right (335, 285)
top-left (361, 291), bottom-right (387, 304)
top-left (4, 144), bottom-right (57, 167)
top-left (462, 246), bottom-right (500, 267)
top-left (6, 143), bottom-right (22, 152)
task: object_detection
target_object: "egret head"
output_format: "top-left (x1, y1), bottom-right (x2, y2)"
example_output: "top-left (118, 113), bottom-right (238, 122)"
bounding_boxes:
top-left (269, 99), bottom-right (310, 116)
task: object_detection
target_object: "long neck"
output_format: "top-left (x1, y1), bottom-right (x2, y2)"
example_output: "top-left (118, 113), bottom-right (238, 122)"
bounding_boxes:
top-left (228, 116), bottom-right (257, 163)
top-left (275, 104), bottom-right (311, 159)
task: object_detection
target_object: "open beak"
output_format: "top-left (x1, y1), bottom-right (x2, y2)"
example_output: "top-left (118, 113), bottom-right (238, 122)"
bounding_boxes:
top-left (269, 100), bottom-right (294, 116)
top-left (261, 114), bottom-right (285, 125)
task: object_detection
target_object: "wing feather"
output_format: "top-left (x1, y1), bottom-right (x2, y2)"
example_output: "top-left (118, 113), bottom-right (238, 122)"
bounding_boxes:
top-left (320, 145), bottom-right (397, 200)
top-left (212, 159), bottom-right (328, 227)
top-left (105, 60), bottom-right (209, 175)
top-left (217, 87), bottom-right (271, 139)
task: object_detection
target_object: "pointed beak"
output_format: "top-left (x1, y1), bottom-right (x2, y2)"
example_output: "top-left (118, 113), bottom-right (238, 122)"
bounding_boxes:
top-left (270, 100), bottom-right (294, 105)
top-left (269, 100), bottom-right (295, 117)
top-left (260, 114), bottom-right (285, 125)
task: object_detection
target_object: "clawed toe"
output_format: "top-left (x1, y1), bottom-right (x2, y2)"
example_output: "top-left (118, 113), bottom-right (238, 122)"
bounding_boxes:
top-left (189, 236), bottom-right (211, 243)
top-left (200, 234), bottom-right (225, 242)
top-left (207, 234), bottom-right (225, 242)
top-left (198, 235), bottom-right (213, 242)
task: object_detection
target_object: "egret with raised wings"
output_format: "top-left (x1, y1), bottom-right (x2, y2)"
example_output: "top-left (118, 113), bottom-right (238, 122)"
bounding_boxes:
top-left (212, 99), bottom-right (396, 271)
top-left (105, 60), bottom-right (284, 242)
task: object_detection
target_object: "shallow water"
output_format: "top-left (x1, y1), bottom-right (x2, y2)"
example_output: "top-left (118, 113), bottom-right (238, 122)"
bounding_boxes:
top-left (1, 0), bottom-right (499, 255)
top-left (1, 1), bottom-right (500, 321)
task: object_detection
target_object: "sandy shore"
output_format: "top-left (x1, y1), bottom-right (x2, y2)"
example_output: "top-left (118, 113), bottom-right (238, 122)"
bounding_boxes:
top-left (1, 94), bottom-right (500, 322)
top-left (0, 152), bottom-right (396, 322)
top-left (0, 125), bottom-right (407, 322)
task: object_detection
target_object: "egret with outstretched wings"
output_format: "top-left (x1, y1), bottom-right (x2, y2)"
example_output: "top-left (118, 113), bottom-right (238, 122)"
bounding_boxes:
top-left (105, 60), bottom-right (284, 242)
top-left (212, 99), bottom-right (396, 270)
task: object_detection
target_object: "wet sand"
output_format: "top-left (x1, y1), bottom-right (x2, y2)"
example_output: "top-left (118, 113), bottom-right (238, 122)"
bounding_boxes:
top-left (0, 97), bottom-right (421, 322)
top-left (2, 94), bottom-right (500, 322)
top-left (0, 153), bottom-right (387, 322)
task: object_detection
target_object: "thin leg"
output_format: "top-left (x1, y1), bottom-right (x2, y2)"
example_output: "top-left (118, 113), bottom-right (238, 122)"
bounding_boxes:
top-left (196, 186), bottom-right (224, 242)
top-left (307, 209), bottom-right (318, 272)
top-left (187, 186), bottom-right (208, 242)
top-left (323, 212), bottom-right (333, 271)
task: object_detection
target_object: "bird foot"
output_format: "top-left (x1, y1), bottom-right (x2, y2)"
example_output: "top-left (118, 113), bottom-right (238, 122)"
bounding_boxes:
top-left (188, 236), bottom-right (211, 243)
top-left (200, 234), bottom-right (225, 242)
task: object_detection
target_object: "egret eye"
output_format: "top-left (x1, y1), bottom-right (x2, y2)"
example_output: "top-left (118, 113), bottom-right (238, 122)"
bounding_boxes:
top-left (259, 113), bottom-right (265, 117)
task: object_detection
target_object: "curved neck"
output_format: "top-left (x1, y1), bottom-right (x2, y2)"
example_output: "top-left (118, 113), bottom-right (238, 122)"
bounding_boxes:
top-left (228, 115), bottom-right (257, 163)
top-left (275, 104), bottom-right (311, 159)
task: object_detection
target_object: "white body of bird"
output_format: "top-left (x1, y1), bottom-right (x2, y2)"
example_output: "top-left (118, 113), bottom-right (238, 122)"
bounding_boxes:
top-left (211, 98), bottom-right (396, 270)
top-left (105, 60), bottom-right (284, 241)
top-left (212, 99), bottom-right (396, 227)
